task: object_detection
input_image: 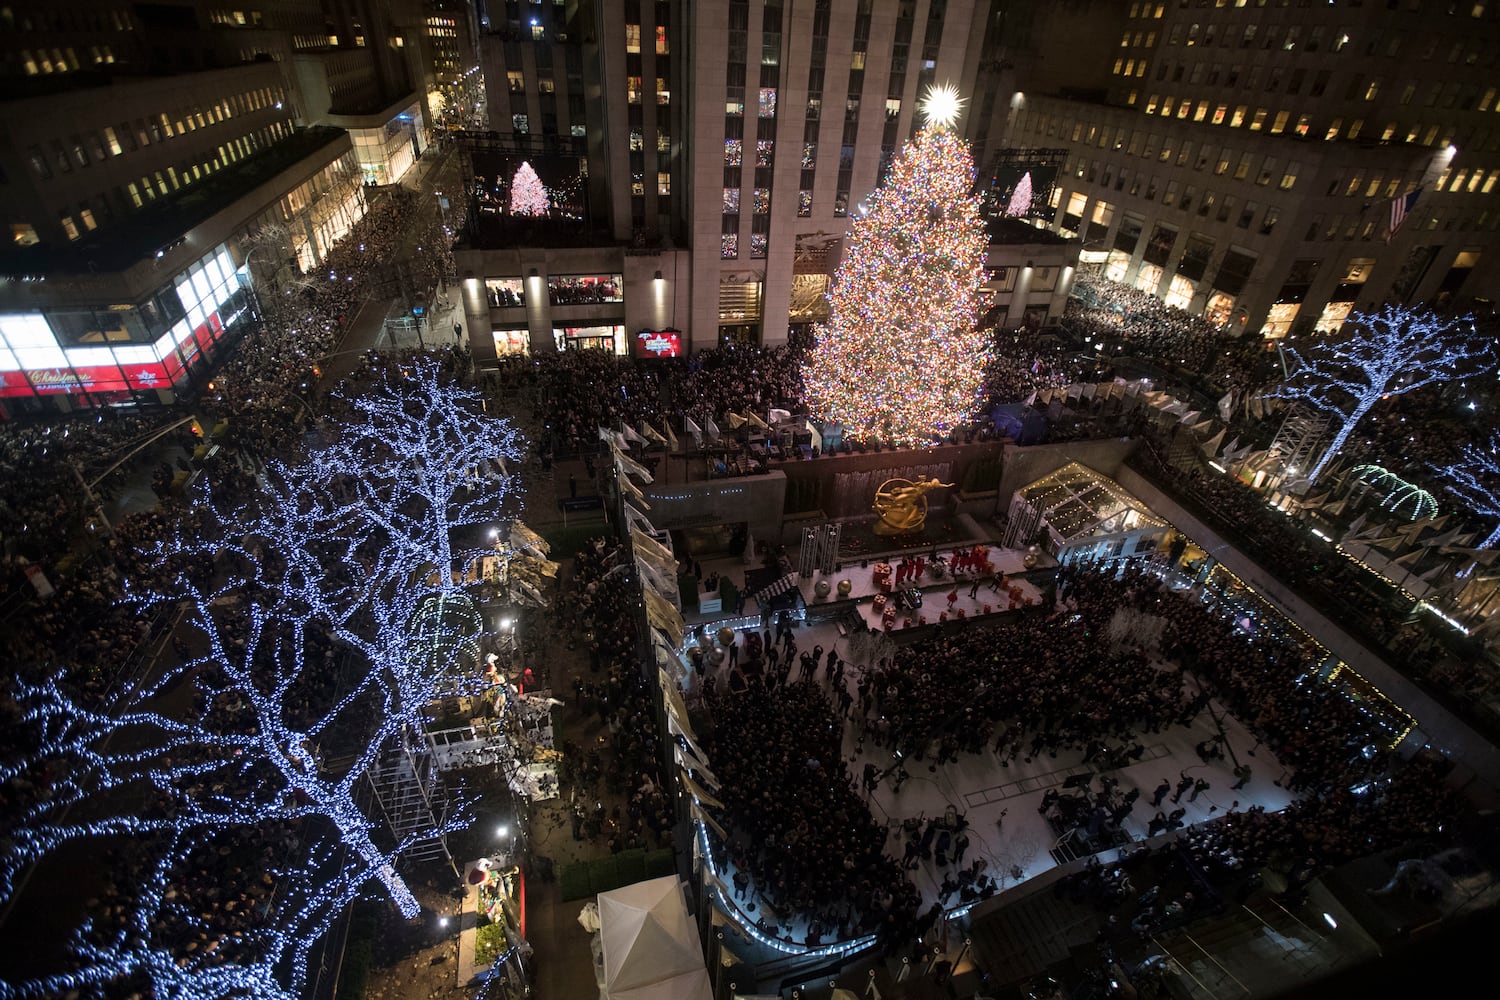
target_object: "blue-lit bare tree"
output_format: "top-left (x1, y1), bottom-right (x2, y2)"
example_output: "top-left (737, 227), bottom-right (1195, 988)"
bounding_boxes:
top-left (1271, 306), bottom-right (1493, 485)
top-left (1, 360), bottom-right (536, 994)
top-left (2, 827), bottom-right (414, 1000)
top-left (1437, 433), bottom-right (1500, 549)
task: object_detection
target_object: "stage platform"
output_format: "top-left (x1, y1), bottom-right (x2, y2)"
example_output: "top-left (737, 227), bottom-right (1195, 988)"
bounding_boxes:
top-left (682, 540), bottom-right (1050, 631)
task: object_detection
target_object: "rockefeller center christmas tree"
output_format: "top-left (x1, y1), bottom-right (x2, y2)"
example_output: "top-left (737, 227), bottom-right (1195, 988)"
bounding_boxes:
top-left (802, 85), bottom-right (991, 447)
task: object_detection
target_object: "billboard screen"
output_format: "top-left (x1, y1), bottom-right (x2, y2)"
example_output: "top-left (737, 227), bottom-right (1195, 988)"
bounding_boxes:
top-left (631, 328), bottom-right (683, 359)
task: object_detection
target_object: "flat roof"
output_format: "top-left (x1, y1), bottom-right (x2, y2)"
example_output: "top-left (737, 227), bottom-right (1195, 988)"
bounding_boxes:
top-left (0, 127), bottom-right (350, 279)
top-left (986, 215), bottom-right (1075, 246)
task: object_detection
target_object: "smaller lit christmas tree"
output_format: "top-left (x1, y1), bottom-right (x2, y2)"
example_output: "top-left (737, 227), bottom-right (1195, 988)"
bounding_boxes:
top-left (510, 161), bottom-right (549, 216)
top-left (1006, 172), bottom-right (1033, 217)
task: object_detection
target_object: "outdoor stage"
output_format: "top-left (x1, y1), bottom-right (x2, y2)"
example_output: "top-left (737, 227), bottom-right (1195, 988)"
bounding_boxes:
top-left (682, 538), bottom-right (1050, 631)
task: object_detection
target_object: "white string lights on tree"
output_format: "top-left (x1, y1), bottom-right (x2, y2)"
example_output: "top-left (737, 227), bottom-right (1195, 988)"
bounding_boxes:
top-left (1270, 306), bottom-right (1494, 485)
top-left (802, 84), bottom-right (992, 447)
top-left (1436, 433), bottom-right (1500, 548)
top-left (2, 359), bottom-right (535, 996)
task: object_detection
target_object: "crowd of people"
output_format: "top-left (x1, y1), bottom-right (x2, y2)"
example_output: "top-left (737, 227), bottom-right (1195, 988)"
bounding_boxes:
top-left (505, 340), bottom-right (807, 458)
top-left (1064, 275), bottom-right (1271, 397)
top-left (1132, 440), bottom-right (1414, 646)
top-left (557, 538), bottom-right (671, 854)
top-left (692, 558), bottom-right (1463, 957)
top-left (705, 674), bottom-right (924, 951)
top-left (546, 277), bottom-right (621, 305)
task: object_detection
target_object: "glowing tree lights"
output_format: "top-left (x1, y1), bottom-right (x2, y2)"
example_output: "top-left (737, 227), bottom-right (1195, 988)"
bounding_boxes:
top-left (802, 86), bottom-right (991, 446)
top-left (509, 161), bottom-right (549, 216)
top-left (1270, 306), bottom-right (1494, 485)
top-left (1005, 171), bottom-right (1033, 218)
top-left (1, 360), bottom-right (533, 994)
top-left (1437, 434), bottom-right (1500, 548)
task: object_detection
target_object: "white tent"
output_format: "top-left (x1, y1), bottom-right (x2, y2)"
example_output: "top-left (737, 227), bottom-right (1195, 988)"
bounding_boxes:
top-left (595, 876), bottom-right (712, 1000)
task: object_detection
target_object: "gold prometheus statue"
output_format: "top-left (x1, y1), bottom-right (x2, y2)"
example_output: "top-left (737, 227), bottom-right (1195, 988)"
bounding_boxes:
top-left (872, 476), bottom-right (953, 535)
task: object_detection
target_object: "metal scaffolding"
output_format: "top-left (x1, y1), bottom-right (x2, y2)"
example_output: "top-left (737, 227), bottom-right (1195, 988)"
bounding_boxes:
top-left (365, 727), bottom-right (456, 866)
top-left (1270, 405), bottom-right (1337, 491)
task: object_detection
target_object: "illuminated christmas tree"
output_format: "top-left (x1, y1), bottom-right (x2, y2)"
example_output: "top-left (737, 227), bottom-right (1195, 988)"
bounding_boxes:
top-left (803, 85), bottom-right (991, 446)
top-left (1006, 171), bottom-right (1033, 217)
top-left (1270, 306), bottom-right (1493, 484)
top-left (510, 161), bottom-right (549, 216)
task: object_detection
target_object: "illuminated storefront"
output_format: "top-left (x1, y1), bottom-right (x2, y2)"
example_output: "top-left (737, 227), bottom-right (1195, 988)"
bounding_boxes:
top-left (492, 327), bottom-right (529, 356)
top-left (552, 324), bottom-right (625, 354)
top-left (345, 102), bottom-right (424, 186)
top-left (0, 245), bottom-right (251, 408)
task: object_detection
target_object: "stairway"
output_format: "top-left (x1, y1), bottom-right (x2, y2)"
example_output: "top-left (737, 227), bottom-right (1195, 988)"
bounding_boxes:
top-left (749, 572), bottom-right (800, 609)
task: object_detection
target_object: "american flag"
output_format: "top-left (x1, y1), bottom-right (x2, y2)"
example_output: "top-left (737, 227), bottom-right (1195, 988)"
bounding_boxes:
top-left (1387, 187), bottom-right (1422, 244)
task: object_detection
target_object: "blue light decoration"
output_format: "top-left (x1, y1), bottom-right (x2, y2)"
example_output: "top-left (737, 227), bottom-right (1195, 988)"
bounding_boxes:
top-left (2, 828), bottom-right (425, 999)
top-left (1270, 306), bottom-right (1494, 485)
top-left (1436, 433), bottom-right (1500, 549)
top-left (1, 359), bottom-right (529, 994)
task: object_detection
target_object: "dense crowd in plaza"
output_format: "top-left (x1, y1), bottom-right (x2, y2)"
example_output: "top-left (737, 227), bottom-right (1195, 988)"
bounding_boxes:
top-left (504, 341), bottom-right (807, 458)
top-left (1063, 275), bottom-right (1271, 396)
top-left (1131, 441), bottom-right (1413, 643)
top-left (690, 560), bottom-right (1461, 952)
top-left (556, 538), bottom-right (671, 853)
top-left (705, 675), bottom-right (925, 951)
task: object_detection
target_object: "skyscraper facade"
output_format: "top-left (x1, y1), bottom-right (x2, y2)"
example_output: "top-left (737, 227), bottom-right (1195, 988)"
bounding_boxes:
top-left (985, 0), bottom-right (1500, 337)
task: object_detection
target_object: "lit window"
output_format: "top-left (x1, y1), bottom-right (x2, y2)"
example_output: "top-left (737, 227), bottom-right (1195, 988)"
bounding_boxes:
top-left (60, 214), bottom-right (80, 240)
top-left (656, 78), bottom-right (670, 104)
top-left (656, 26), bottom-right (669, 55)
top-left (724, 188), bottom-right (740, 213)
top-left (753, 188), bottom-right (770, 214)
top-left (658, 172), bottom-right (671, 195)
top-left (756, 140), bottom-right (775, 166)
top-left (625, 24), bottom-right (640, 53)
top-left (798, 190), bottom-right (812, 216)
top-left (724, 139), bottom-right (742, 166)
top-left (11, 223), bottom-right (39, 246)
top-left (721, 233), bottom-right (738, 258)
top-left (759, 88), bottom-right (777, 117)
top-left (750, 234), bottom-right (767, 258)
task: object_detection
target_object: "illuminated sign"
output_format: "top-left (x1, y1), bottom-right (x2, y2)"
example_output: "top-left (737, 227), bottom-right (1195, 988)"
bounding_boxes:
top-left (632, 328), bottom-right (683, 359)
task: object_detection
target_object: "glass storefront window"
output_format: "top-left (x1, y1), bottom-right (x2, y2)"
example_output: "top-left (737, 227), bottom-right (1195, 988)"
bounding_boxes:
top-left (546, 274), bottom-right (622, 305)
top-left (552, 324), bottom-right (625, 354)
top-left (485, 277), bottom-right (526, 308)
top-left (492, 328), bottom-right (529, 356)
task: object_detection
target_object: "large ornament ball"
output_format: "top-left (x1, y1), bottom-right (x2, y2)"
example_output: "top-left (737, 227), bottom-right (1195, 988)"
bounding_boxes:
top-left (814, 580), bottom-right (832, 599)
top-left (717, 627), bottom-right (736, 648)
top-left (837, 579), bottom-right (853, 597)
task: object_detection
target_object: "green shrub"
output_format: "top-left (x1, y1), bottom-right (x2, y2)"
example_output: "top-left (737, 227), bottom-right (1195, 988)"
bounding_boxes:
top-left (474, 921), bottom-right (508, 967)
